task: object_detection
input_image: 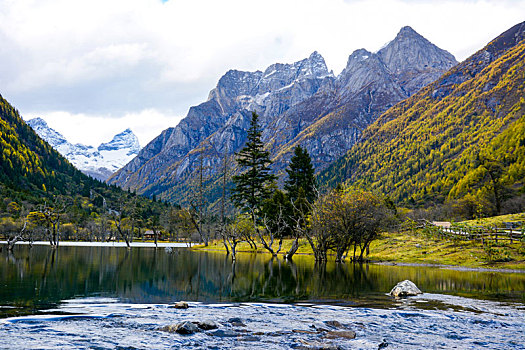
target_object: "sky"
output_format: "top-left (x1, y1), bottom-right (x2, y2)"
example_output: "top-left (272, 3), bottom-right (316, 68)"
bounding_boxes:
top-left (0, 0), bottom-right (524, 147)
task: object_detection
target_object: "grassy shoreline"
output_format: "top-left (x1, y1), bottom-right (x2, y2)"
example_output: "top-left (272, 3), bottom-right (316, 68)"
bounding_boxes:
top-left (193, 230), bottom-right (525, 271)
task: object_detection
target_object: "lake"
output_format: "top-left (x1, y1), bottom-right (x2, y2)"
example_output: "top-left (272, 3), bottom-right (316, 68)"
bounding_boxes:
top-left (1, 245), bottom-right (524, 349)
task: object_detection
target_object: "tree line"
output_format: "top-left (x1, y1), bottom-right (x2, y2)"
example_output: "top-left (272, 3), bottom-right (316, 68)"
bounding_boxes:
top-left (1, 111), bottom-right (396, 261)
top-left (0, 186), bottom-right (201, 250)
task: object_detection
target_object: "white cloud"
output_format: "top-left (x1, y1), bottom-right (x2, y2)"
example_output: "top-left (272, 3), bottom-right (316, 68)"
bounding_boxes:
top-left (13, 43), bottom-right (152, 91)
top-left (2, 0), bottom-right (525, 146)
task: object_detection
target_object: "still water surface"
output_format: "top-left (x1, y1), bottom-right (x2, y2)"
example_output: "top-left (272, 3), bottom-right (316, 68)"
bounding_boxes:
top-left (1, 245), bottom-right (524, 349)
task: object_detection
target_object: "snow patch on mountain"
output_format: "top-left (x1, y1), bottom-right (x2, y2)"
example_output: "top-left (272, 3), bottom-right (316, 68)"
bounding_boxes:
top-left (27, 118), bottom-right (141, 181)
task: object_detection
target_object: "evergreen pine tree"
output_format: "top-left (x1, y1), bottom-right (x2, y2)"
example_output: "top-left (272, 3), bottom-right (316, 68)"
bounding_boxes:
top-left (231, 112), bottom-right (276, 217)
top-left (284, 145), bottom-right (316, 203)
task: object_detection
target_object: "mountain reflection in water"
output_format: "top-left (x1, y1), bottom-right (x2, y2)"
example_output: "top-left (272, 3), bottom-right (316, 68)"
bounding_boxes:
top-left (1, 246), bottom-right (524, 349)
top-left (1, 245), bottom-right (523, 316)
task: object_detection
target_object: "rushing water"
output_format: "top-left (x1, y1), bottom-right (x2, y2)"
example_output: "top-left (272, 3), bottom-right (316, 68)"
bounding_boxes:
top-left (1, 245), bottom-right (524, 349)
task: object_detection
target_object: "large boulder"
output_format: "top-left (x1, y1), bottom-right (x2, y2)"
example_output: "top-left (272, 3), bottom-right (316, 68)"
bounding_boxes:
top-left (175, 321), bottom-right (199, 334)
top-left (195, 320), bottom-right (218, 330)
top-left (160, 320), bottom-right (216, 334)
top-left (390, 280), bottom-right (422, 297)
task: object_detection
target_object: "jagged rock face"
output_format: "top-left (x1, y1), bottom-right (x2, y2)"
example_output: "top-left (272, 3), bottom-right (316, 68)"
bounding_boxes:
top-left (337, 49), bottom-right (394, 94)
top-left (207, 51), bottom-right (334, 121)
top-left (377, 26), bottom-right (457, 96)
top-left (108, 26), bottom-right (457, 202)
top-left (109, 52), bottom-right (335, 191)
top-left (27, 118), bottom-right (141, 181)
top-left (266, 27), bottom-right (457, 173)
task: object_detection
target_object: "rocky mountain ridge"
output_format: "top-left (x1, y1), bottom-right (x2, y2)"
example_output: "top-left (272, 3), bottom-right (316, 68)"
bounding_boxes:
top-left (319, 21), bottom-right (525, 209)
top-left (109, 26), bottom-right (457, 203)
top-left (27, 118), bottom-right (140, 181)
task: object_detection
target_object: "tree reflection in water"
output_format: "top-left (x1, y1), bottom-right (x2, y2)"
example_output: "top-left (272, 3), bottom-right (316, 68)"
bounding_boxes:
top-left (0, 245), bottom-right (524, 317)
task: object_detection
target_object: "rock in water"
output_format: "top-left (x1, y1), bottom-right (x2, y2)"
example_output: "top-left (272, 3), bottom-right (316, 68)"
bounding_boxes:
top-left (195, 320), bottom-right (218, 330)
top-left (324, 330), bottom-right (357, 339)
top-left (324, 320), bottom-right (343, 329)
top-left (228, 317), bottom-right (246, 327)
top-left (390, 280), bottom-right (422, 297)
top-left (159, 325), bottom-right (177, 333)
top-left (378, 339), bottom-right (389, 349)
top-left (207, 329), bottom-right (239, 338)
top-left (175, 321), bottom-right (199, 334)
top-left (171, 301), bottom-right (189, 309)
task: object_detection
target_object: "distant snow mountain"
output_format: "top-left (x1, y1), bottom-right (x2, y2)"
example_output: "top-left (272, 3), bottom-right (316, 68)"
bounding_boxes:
top-left (27, 118), bottom-right (140, 181)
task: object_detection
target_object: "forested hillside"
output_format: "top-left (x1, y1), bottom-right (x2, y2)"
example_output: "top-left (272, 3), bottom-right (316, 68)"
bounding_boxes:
top-left (319, 21), bottom-right (525, 216)
top-left (0, 94), bottom-right (94, 198)
top-left (0, 94), bottom-right (178, 245)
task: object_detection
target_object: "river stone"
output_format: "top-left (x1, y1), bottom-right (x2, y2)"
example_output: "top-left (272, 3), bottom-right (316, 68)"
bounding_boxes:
top-left (390, 280), bottom-right (422, 297)
top-left (241, 335), bottom-right (260, 342)
top-left (175, 321), bottom-right (199, 334)
top-left (228, 317), bottom-right (246, 327)
top-left (324, 320), bottom-right (343, 329)
top-left (378, 339), bottom-right (389, 349)
top-left (298, 340), bottom-right (342, 350)
top-left (195, 320), bottom-right (218, 330)
top-left (324, 330), bottom-right (356, 339)
top-left (207, 329), bottom-right (239, 337)
top-left (311, 323), bottom-right (330, 332)
top-left (292, 329), bottom-right (320, 335)
top-left (171, 301), bottom-right (189, 309)
top-left (159, 325), bottom-right (177, 333)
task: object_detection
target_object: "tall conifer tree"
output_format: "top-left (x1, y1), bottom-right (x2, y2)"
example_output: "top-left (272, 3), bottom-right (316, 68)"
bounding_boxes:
top-left (285, 145), bottom-right (316, 203)
top-left (231, 112), bottom-right (276, 217)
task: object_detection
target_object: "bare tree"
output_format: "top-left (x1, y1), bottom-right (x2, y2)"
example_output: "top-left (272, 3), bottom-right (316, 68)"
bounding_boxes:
top-left (219, 153), bottom-right (232, 253)
top-left (27, 196), bottom-right (68, 248)
top-left (5, 220), bottom-right (27, 251)
top-left (148, 214), bottom-right (162, 248)
top-left (188, 151), bottom-right (210, 246)
top-left (108, 195), bottom-right (133, 249)
top-left (222, 216), bottom-right (250, 260)
top-left (259, 206), bottom-right (288, 257)
top-left (285, 188), bottom-right (315, 260)
top-left (2, 202), bottom-right (29, 250)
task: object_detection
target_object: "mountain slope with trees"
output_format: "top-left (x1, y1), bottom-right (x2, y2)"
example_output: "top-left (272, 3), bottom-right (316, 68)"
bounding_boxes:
top-left (319, 21), bottom-right (525, 216)
top-left (0, 94), bottom-right (176, 247)
top-left (0, 94), bottom-right (91, 197)
top-left (108, 26), bottom-right (456, 206)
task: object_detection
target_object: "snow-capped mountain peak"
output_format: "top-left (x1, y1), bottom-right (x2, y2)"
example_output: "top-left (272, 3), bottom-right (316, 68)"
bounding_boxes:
top-left (27, 118), bottom-right (141, 181)
top-left (27, 117), bottom-right (69, 149)
top-left (98, 128), bottom-right (141, 155)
